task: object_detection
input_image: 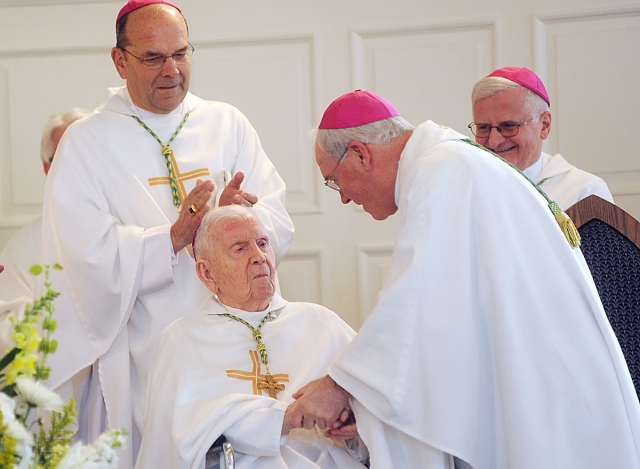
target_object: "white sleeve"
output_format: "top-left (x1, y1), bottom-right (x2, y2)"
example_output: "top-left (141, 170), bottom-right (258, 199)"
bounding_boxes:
top-left (222, 399), bottom-right (289, 456)
top-left (138, 224), bottom-right (176, 295)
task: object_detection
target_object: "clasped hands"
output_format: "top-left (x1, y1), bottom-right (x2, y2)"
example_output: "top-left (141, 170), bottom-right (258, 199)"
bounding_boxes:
top-left (282, 375), bottom-right (358, 441)
top-left (170, 171), bottom-right (258, 253)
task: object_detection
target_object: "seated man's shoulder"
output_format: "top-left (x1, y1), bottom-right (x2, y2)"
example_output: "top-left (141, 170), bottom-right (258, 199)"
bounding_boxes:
top-left (284, 301), bottom-right (338, 318)
top-left (283, 302), bottom-right (355, 333)
top-left (159, 311), bottom-right (209, 341)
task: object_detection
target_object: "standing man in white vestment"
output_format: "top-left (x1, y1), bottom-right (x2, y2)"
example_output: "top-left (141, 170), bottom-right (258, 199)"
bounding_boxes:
top-left (40, 1), bottom-right (294, 468)
top-left (470, 66), bottom-right (613, 210)
top-left (136, 205), bottom-right (368, 469)
top-left (284, 90), bottom-right (640, 468)
top-left (0, 108), bottom-right (90, 350)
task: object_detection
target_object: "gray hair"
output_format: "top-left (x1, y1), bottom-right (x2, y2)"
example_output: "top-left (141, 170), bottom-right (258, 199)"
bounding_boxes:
top-left (193, 205), bottom-right (259, 260)
top-left (471, 76), bottom-right (550, 117)
top-left (40, 108), bottom-right (91, 163)
top-left (314, 116), bottom-right (415, 159)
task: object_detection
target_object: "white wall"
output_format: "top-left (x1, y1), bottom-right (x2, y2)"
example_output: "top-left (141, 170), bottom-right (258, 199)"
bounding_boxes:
top-left (1, 0), bottom-right (638, 329)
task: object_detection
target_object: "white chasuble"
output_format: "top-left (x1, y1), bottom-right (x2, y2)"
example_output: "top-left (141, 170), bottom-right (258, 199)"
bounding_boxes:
top-left (532, 151), bottom-right (614, 210)
top-left (41, 86), bottom-right (294, 468)
top-left (135, 295), bottom-right (368, 469)
top-left (330, 121), bottom-right (640, 469)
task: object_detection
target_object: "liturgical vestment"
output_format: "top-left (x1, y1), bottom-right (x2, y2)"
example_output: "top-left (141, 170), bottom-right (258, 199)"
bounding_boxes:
top-left (330, 121), bottom-right (640, 468)
top-left (136, 294), bottom-right (368, 469)
top-left (527, 151), bottom-right (614, 210)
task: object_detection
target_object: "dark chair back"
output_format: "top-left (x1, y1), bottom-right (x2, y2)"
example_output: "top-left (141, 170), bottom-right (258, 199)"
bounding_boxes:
top-left (566, 195), bottom-right (640, 399)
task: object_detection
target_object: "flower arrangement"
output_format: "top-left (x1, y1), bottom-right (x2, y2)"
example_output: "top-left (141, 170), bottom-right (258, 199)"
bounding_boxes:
top-left (0, 264), bottom-right (127, 468)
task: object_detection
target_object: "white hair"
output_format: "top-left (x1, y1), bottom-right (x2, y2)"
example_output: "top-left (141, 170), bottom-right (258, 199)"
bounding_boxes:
top-left (471, 76), bottom-right (549, 117)
top-left (40, 108), bottom-right (91, 163)
top-left (313, 116), bottom-right (415, 159)
top-left (193, 205), bottom-right (260, 260)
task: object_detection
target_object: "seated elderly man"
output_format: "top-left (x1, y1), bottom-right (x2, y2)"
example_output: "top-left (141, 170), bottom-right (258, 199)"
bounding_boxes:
top-left (470, 66), bottom-right (613, 209)
top-left (135, 205), bottom-right (368, 469)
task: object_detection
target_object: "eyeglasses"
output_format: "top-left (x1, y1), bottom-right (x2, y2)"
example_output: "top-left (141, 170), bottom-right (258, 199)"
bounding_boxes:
top-left (120, 44), bottom-right (194, 69)
top-left (468, 114), bottom-right (541, 138)
top-left (323, 147), bottom-right (349, 191)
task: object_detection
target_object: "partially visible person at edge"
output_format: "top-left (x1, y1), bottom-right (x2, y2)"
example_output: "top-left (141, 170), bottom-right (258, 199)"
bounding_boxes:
top-left (136, 205), bottom-right (368, 469)
top-left (0, 108), bottom-right (90, 350)
top-left (470, 66), bottom-right (613, 210)
top-left (40, 1), bottom-right (294, 467)
top-left (283, 89), bottom-right (640, 468)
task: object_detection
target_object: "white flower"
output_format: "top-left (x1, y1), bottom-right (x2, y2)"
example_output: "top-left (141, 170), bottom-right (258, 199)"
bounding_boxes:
top-left (7, 419), bottom-right (34, 447)
top-left (55, 430), bottom-right (124, 469)
top-left (16, 444), bottom-right (32, 469)
top-left (0, 392), bottom-right (16, 424)
top-left (56, 443), bottom-right (93, 469)
top-left (15, 376), bottom-right (64, 412)
top-left (6, 418), bottom-right (34, 469)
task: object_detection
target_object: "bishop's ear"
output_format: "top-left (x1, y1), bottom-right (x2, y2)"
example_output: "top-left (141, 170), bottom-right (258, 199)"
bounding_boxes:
top-left (349, 140), bottom-right (373, 170)
top-left (196, 258), bottom-right (219, 294)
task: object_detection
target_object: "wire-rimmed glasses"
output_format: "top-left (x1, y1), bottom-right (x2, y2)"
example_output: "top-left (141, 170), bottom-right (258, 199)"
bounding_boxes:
top-left (120, 44), bottom-right (194, 69)
top-left (323, 147), bottom-right (350, 191)
top-left (468, 114), bottom-right (541, 138)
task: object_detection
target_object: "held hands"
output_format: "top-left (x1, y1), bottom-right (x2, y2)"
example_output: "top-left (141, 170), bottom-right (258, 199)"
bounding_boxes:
top-left (282, 376), bottom-right (352, 436)
top-left (218, 171), bottom-right (258, 208)
top-left (324, 405), bottom-right (359, 440)
top-left (282, 403), bottom-right (357, 439)
top-left (170, 179), bottom-right (214, 253)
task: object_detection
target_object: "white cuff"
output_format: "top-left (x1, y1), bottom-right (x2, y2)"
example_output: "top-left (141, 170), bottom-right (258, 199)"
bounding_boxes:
top-left (138, 225), bottom-right (175, 296)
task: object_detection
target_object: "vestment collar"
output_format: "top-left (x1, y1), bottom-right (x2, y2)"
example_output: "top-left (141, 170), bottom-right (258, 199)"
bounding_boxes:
top-left (100, 85), bottom-right (200, 117)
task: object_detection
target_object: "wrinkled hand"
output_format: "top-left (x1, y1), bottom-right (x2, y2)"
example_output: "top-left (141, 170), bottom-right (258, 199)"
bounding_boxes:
top-left (218, 172), bottom-right (258, 208)
top-left (324, 405), bottom-right (359, 440)
top-left (170, 179), bottom-right (214, 253)
top-left (284, 376), bottom-right (350, 431)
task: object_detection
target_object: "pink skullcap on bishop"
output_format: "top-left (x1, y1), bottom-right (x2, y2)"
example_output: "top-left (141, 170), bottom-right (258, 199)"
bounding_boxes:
top-left (488, 67), bottom-right (550, 106)
top-left (116, 0), bottom-right (181, 25)
top-left (318, 90), bottom-right (401, 129)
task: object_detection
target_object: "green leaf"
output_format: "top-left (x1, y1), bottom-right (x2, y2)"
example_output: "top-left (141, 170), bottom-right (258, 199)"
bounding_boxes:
top-left (1, 384), bottom-right (16, 397)
top-left (29, 265), bottom-right (44, 276)
top-left (52, 264), bottom-right (63, 271)
top-left (0, 348), bottom-right (20, 372)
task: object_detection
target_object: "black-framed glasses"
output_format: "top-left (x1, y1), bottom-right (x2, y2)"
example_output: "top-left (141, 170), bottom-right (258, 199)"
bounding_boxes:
top-left (468, 114), bottom-right (541, 138)
top-left (120, 44), bottom-right (194, 69)
top-left (324, 147), bottom-right (349, 191)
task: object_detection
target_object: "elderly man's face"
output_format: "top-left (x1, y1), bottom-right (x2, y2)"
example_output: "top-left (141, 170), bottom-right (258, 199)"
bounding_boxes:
top-left (111, 5), bottom-right (190, 114)
top-left (472, 87), bottom-right (551, 171)
top-left (203, 215), bottom-right (276, 311)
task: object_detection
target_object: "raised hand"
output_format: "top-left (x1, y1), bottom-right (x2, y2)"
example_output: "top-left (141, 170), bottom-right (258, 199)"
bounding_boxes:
top-left (218, 171), bottom-right (258, 208)
top-left (170, 179), bottom-right (214, 253)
